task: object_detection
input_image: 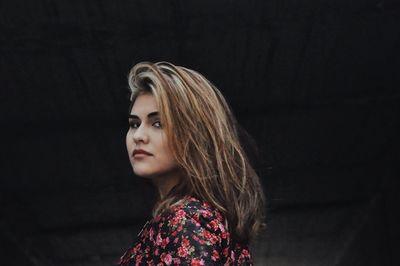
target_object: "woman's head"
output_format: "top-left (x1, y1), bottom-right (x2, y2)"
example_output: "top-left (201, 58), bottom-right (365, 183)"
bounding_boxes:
top-left (126, 92), bottom-right (180, 186)
top-left (127, 61), bottom-right (265, 243)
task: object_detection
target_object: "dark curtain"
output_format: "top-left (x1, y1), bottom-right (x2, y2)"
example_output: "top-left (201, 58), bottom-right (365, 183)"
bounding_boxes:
top-left (1, 1), bottom-right (399, 265)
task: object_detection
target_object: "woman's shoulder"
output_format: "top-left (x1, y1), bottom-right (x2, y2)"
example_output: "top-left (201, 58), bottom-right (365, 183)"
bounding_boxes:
top-left (155, 195), bottom-right (226, 231)
top-left (149, 195), bottom-right (230, 248)
top-left (119, 195), bottom-right (253, 265)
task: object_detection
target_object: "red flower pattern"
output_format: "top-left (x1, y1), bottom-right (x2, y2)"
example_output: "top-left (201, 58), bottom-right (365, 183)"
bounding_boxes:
top-left (118, 196), bottom-right (252, 265)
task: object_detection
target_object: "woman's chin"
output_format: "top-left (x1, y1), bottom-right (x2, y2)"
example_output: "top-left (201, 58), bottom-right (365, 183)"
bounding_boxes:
top-left (133, 170), bottom-right (154, 178)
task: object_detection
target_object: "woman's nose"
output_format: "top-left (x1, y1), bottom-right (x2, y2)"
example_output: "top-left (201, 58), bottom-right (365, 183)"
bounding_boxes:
top-left (132, 125), bottom-right (149, 143)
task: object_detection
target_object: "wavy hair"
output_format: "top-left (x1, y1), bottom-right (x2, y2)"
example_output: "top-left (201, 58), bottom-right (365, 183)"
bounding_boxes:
top-left (127, 61), bottom-right (265, 244)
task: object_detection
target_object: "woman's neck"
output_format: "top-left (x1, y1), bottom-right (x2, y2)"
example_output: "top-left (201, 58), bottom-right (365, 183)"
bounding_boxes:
top-left (152, 170), bottom-right (181, 198)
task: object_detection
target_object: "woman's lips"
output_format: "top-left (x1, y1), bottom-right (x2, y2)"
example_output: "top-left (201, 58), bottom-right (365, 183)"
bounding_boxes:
top-left (133, 153), bottom-right (151, 159)
top-left (132, 149), bottom-right (153, 158)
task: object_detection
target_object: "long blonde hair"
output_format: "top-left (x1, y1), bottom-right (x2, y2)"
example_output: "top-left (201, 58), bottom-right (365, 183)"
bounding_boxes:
top-left (128, 61), bottom-right (265, 244)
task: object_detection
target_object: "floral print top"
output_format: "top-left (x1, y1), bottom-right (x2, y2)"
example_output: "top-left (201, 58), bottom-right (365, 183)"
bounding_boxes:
top-left (118, 196), bottom-right (253, 265)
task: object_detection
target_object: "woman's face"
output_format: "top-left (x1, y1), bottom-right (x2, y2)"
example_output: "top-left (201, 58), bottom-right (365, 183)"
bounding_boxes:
top-left (126, 93), bottom-right (179, 179)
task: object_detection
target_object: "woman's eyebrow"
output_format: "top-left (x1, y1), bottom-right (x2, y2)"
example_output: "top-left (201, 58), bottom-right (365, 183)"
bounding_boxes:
top-left (128, 114), bottom-right (139, 119)
top-left (128, 112), bottom-right (159, 119)
top-left (147, 111), bottom-right (159, 118)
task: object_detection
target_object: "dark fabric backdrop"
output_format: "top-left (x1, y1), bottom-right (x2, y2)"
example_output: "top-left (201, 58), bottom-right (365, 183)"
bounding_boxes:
top-left (1, 1), bottom-right (399, 265)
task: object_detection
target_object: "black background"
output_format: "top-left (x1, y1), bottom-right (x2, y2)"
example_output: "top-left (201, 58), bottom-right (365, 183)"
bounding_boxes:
top-left (1, 1), bottom-right (399, 265)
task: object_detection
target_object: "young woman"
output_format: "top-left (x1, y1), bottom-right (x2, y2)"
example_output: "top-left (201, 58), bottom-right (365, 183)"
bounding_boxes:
top-left (119, 62), bottom-right (265, 265)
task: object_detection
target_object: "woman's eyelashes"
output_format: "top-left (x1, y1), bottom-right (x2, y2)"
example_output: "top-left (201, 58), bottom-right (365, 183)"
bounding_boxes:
top-left (129, 120), bottom-right (162, 129)
top-left (129, 120), bottom-right (140, 129)
top-left (153, 121), bottom-right (162, 128)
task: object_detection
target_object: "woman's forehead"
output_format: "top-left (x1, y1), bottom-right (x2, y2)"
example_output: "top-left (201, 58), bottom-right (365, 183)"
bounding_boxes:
top-left (130, 93), bottom-right (159, 117)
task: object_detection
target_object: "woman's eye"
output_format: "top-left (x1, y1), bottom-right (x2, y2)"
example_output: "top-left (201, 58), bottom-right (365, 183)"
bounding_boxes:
top-left (129, 121), bottom-right (140, 129)
top-left (153, 121), bottom-right (162, 128)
